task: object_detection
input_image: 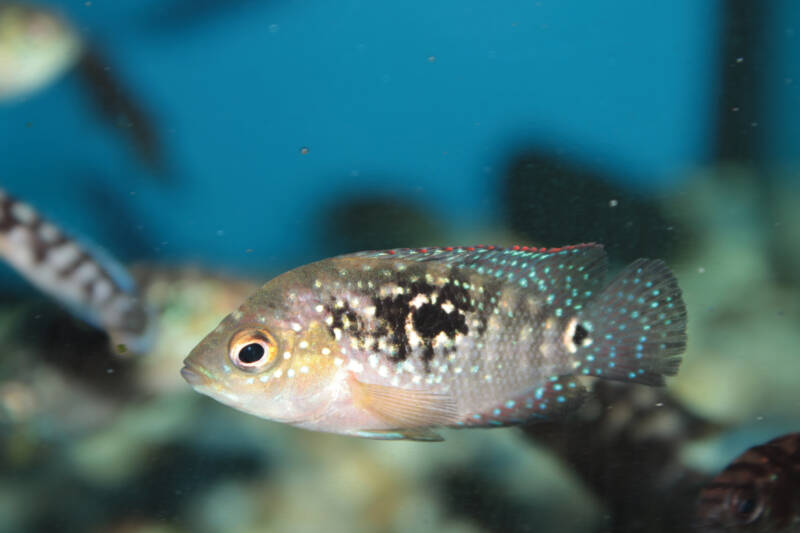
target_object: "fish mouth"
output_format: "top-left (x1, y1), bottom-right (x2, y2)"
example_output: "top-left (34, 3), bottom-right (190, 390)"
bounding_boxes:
top-left (180, 362), bottom-right (210, 387)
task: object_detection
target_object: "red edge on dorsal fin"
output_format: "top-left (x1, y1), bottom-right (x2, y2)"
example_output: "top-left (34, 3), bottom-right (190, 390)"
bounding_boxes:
top-left (512, 242), bottom-right (598, 253)
top-left (389, 242), bottom-right (599, 256)
top-left (460, 242), bottom-right (599, 253)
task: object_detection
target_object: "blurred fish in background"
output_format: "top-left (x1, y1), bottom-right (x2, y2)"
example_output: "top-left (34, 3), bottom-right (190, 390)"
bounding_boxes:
top-left (0, 187), bottom-right (154, 355)
top-left (0, 1), bottom-right (167, 175)
top-left (523, 381), bottom-right (722, 533)
top-left (695, 432), bottom-right (800, 533)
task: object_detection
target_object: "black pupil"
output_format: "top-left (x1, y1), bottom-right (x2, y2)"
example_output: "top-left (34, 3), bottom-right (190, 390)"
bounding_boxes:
top-left (573, 323), bottom-right (589, 345)
top-left (737, 497), bottom-right (757, 517)
top-left (239, 343), bottom-right (265, 364)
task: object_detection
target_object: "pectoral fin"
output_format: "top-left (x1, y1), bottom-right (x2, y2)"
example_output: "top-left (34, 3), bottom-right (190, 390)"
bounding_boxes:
top-left (349, 374), bottom-right (460, 429)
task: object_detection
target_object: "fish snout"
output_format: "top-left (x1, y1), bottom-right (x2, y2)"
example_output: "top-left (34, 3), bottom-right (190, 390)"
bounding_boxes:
top-left (180, 364), bottom-right (209, 387)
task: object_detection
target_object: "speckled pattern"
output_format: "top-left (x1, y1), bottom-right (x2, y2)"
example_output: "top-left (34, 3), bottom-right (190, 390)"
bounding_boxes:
top-left (183, 244), bottom-right (687, 440)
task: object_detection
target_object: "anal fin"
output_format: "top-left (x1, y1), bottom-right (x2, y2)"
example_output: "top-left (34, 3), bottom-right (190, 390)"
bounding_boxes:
top-left (462, 375), bottom-right (588, 428)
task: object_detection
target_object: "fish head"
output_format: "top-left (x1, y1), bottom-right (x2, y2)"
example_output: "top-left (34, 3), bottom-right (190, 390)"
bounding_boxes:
top-left (182, 272), bottom-right (341, 426)
top-left (695, 478), bottom-right (775, 532)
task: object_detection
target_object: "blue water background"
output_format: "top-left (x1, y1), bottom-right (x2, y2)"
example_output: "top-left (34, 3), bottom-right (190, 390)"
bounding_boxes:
top-left (1, 0), bottom-right (783, 276)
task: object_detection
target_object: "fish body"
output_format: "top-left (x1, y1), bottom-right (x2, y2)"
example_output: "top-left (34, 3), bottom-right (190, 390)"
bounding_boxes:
top-left (696, 432), bottom-right (800, 532)
top-left (0, 188), bottom-right (154, 354)
top-left (182, 244), bottom-right (687, 440)
top-left (0, 3), bottom-right (82, 101)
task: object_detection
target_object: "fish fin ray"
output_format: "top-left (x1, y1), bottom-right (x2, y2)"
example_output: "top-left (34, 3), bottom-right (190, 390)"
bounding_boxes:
top-left (464, 376), bottom-right (588, 427)
top-left (344, 244), bottom-right (607, 309)
top-left (577, 259), bottom-right (687, 385)
top-left (349, 374), bottom-right (460, 428)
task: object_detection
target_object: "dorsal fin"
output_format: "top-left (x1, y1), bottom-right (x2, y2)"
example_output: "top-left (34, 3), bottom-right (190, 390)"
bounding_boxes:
top-left (344, 243), bottom-right (608, 311)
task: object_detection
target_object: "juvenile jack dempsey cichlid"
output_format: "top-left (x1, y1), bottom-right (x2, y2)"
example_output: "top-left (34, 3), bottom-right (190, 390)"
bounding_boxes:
top-left (182, 244), bottom-right (687, 441)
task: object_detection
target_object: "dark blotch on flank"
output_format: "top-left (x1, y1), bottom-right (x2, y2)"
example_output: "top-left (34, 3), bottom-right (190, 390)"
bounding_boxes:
top-left (412, 302), bottom-right (468, 370)
top-left (326, 298), bottom-right (364, 341)
top-left (412, 302), bottom-right (467, 339)
top-left (373, 269), bottom-right (472, 370)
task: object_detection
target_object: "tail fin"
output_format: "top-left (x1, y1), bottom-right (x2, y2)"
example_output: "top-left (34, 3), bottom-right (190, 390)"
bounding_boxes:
top-left (576, 259), bottom-right (687, 386)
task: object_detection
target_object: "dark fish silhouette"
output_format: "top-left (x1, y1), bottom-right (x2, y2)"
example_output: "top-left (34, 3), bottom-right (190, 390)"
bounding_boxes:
top-left (524, 380), bottom-right (719, 533)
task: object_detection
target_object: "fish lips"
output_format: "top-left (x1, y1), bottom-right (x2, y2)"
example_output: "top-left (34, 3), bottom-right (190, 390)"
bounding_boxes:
top-left (180, 362), bottom-right (211, 388)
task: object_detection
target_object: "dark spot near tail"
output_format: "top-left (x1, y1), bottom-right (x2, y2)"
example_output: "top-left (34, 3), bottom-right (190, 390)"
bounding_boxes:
top-left (573, 323), bottom-right (589, 345)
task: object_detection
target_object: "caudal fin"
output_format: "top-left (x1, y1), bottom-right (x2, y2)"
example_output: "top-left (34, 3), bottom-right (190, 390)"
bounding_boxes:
top-left (576, 259), bottom-right (687, 386)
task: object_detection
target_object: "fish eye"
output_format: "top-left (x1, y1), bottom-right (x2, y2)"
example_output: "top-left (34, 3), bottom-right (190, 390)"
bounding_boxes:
top-left (730, 489), bottom-right (763, 524)
top-left (229, 328), bottom-right (278, 372)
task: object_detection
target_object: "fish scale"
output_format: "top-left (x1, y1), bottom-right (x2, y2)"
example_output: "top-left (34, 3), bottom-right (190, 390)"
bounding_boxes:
top-left (183, 243), bottom-right (688, 441)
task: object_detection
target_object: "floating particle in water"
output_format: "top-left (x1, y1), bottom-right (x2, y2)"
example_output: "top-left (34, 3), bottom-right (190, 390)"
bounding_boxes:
top-left (299, 147), bottom-right (309, 155)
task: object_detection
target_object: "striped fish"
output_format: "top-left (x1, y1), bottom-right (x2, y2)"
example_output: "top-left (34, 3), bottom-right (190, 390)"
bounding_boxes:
top-left (0, 188), bottom-right (154, 354)
top-left (696, 432), bottom-right (800, 532)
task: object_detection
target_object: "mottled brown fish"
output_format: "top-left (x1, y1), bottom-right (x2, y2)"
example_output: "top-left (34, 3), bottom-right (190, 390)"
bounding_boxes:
top-left (696, 432), bottom-right (800, 532)
top-left (182, 244), bottom-right (687, 440)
